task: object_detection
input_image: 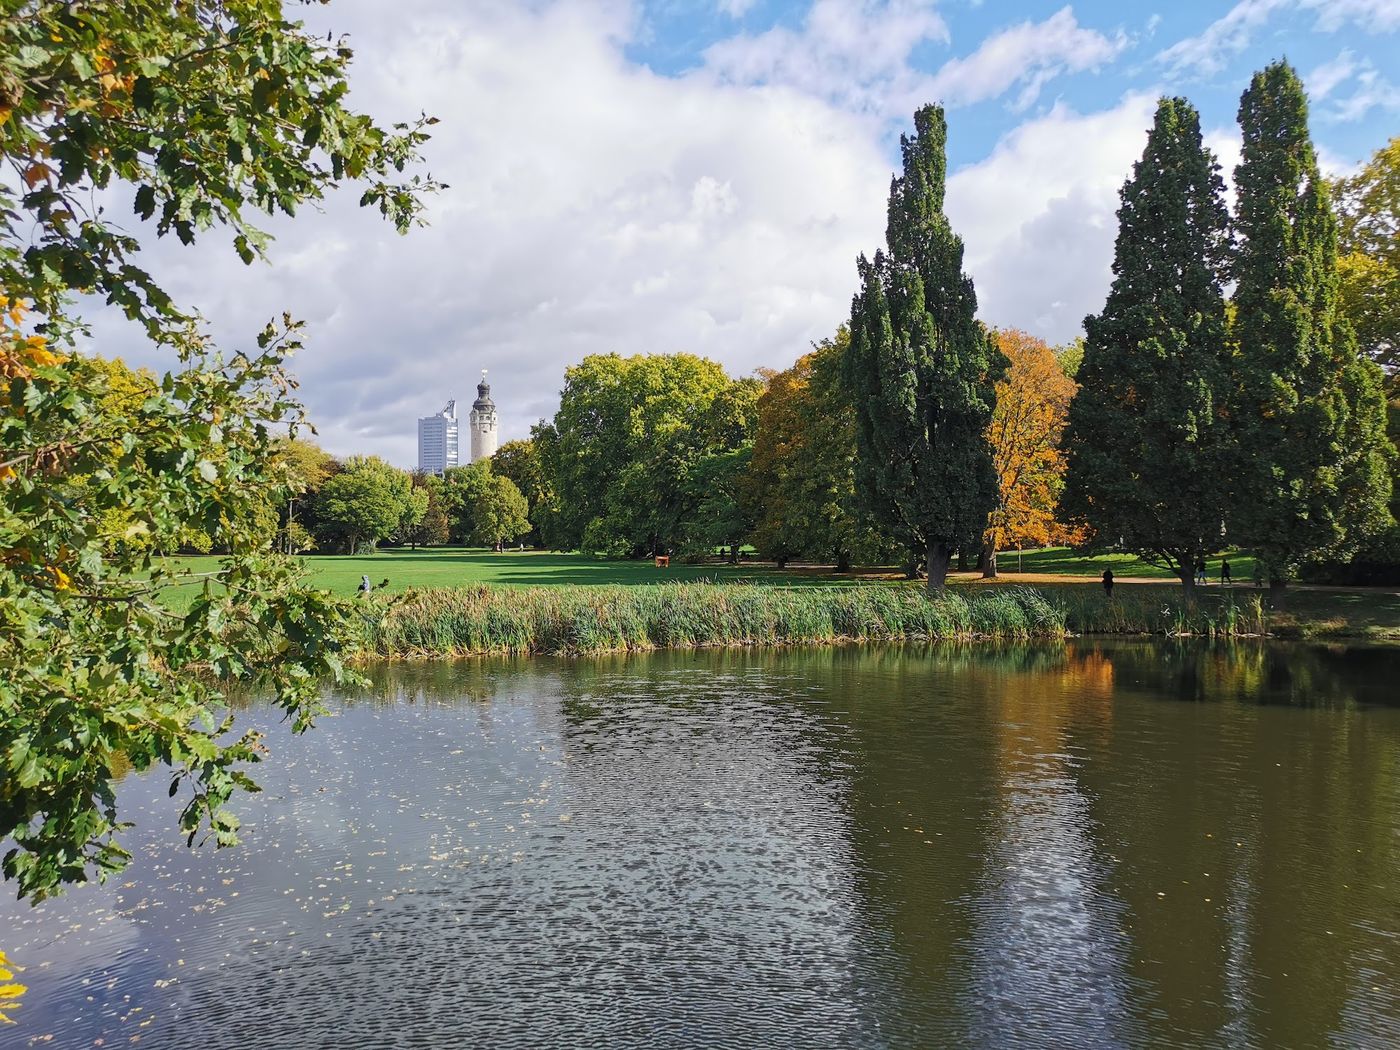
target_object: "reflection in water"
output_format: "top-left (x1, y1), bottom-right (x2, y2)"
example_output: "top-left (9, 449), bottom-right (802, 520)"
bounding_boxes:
top-left (1, 640), bottom-right (1397, 1048)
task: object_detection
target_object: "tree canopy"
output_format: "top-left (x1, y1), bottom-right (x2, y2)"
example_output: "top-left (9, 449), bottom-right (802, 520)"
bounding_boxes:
top-left (536, 352), bottom-right (755, 556)
top-left (748, 328), bottom-right (884, 568)
top-left (1061, 96), bottom-right (1233, 595)
top-left (982, 329), bottom-right (1077, 576)
top-left (1, 1), bottom-right (434, 902)
top-left (1230, 62), bottom-right (1393, 585)
top-left (846, 104), bottom-right (1003, 591)
top-left (313, 456), bottom-right (421, 553)
top-left (1332, 135), bottom-right (1399, 391)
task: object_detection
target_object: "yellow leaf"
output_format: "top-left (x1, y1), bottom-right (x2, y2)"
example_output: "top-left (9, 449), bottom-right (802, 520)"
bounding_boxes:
top-left (24, 337), bottom-right (62, 367)
top-left (0, 465), bottom-right (14, 483)
top-left (52, 567), bottom-right (72, 591)
top-left (0, 949), bottom-right (24, 1024)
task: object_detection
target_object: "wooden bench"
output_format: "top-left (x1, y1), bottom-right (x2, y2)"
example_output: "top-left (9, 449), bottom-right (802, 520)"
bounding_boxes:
top-left (654, 555), bottom-right (670, 568)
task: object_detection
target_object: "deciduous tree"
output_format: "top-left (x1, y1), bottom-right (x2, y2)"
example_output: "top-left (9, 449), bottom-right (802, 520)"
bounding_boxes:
top-left (539, 353), bottom-right (749, 556)
top-left (443, 461), bottom-right (529, 548)
top-left (982, 329), bottom-right (1076, 577)
top-left (846, 104), bottom-right (1003, 591)
top-left (748, 329), bottom-right (885, 569)
top-left (491, 438), bottom-right (548, 547)
top-left (1332, 135), bottom-right (1399, 390)
top-left (312, 456), bottom-right (417, 553)
top-left (1, 0), bottom-right (434, 903)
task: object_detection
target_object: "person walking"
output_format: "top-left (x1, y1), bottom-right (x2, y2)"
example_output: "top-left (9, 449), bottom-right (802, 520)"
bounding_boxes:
top-left (1196, 557), bottom-right (1208, 586)
top-left (1102, 568), bottom-right (1114, 597)
top-left (1220, 559), bottom-right (1232, 586)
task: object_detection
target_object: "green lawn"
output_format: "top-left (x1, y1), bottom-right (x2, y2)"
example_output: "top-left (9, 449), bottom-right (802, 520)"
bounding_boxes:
top-left (998, 546), bottom-right (1260, 582)
top-left (151, 546), bottom-right (1399, 639)
top-left (155, 548), bottom-right (821, 605)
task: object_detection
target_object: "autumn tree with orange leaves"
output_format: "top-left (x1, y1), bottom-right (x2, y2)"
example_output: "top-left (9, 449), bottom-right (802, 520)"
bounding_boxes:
top-left (981, 329), bottom-right (1077, 577)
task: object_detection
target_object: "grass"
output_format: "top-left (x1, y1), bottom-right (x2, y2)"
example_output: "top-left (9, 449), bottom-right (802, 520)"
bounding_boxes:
top-left (154, 548), bottom-right (808, 606)
top-left (150, 547), bottom-right (1400, 642)
top-left (996, 546), bottom-right (1260, 582)
top-left (361, 583), bottom-right (1067, 657)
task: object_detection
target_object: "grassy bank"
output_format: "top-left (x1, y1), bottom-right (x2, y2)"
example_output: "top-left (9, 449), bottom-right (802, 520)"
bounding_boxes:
top-left (997, 545), bottom-right (1260, 581)
top-left (152, 548), bottom-right (1400, 642)
top-left (362, 583), bottom-right (1067, 657)
top-left (1057, 587), bottom-right (1267, 637)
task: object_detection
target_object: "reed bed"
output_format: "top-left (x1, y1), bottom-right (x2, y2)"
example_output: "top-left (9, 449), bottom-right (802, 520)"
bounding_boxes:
top-left (361, 583), bottom-right (1067, 657)
top-left (1059, 589), bottom-right (1267, 637)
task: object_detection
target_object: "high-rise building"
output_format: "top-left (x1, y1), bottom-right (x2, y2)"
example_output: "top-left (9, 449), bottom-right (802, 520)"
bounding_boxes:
top-left (417, 400), bottom-right (459, 474)
top-left (469, 371), bottom-right (498, 462)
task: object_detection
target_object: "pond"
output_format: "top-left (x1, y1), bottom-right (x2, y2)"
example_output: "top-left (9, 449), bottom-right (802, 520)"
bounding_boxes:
top-left (3, 641), bottom-right (1399, 1048)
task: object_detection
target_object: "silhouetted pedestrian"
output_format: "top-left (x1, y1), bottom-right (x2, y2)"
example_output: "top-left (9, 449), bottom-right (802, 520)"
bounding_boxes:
top-left (1220, 559), bottom-right (1232, 585)
top-left (1196, 557), bottom-right (1208, 586)
top-left (1102, 568), bottom-right (1114, 596)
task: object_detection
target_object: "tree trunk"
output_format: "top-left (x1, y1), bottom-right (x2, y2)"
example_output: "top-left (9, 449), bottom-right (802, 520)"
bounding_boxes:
top-left (729, 546), bottom-right (738, 565)
top-left (776, 555), bottom-right (788, 570)
top-left (956, 548), bottom-right (970, 571)
top-left (1178, 562), bottom-right (1197, 607)
top-left (834, 550), bottom-right (851, 573)
top-left (981, 539), bottom-right (998, 579)
top-left (926, 540), bottom-right (952, 594)
top-left (905, 550), bottom-right (923, 580)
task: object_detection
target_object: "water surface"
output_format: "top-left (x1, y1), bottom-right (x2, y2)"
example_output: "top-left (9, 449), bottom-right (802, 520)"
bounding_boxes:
top-left (4, 640), bottom-right (1398, 1048)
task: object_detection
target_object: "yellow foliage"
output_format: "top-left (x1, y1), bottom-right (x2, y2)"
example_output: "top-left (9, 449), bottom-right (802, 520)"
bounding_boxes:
top-left (984, 329), bottom-right (1077, 552)
top-left (0, 949), bottom-right (25, 1024)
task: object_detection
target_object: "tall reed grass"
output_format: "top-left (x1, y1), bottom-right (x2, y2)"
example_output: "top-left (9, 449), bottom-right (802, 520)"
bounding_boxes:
top-left (1059, 589), bottom-right (1267, 637)
top-left (360, 583), bottom-right (1067, 657)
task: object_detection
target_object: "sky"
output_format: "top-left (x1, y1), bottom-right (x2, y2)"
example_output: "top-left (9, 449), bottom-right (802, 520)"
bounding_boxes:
top-left (82, 0), bottom-right (1400, 466)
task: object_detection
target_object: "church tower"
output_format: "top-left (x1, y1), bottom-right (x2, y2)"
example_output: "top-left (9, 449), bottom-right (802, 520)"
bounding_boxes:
top-left (469, 370), bottom-right (498, 462)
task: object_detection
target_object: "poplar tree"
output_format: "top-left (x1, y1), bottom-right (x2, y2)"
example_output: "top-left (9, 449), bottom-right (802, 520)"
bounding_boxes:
top-left (1231, 61), bottom-right (1393, 587)
top-left (845, 104), bottom-right (1003, 592)
top-left (1060, 98), bottom-right (1232, 597)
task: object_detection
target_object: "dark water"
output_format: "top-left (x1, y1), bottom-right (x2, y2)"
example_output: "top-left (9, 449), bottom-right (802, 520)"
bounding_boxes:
top-left (3, 640), bottom-right (1399, 1049)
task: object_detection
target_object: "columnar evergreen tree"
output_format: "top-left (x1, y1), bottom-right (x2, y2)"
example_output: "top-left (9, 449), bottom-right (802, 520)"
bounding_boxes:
top-left (845, 104), bottom-right (1003, 592)
top-left (1060, 98), bottom-right (1232, 597)
top-left (1231, 61), bottom-right (1393, 587)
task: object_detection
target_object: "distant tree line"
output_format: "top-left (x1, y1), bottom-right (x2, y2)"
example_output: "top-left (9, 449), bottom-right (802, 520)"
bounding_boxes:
top-left (83, 63), bottom-right (1398, 596)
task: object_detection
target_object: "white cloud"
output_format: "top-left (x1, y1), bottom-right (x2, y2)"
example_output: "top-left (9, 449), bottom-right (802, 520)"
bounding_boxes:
top-left (702, 0), bottom-right (949, 116)
top-left (703, 2), bottom-right (1125, 117)
top-left (926, 6), bottom-right (1128, 111)
top-left (1327, 68), bottom-right (1400, 121)
top-left (1156, 0), bottom-right (1286, 76)
top-left (1157, 0), bottom-right (1400, 76)
top-left (946, 93), bottom-right (1160, 342)
top-left (1306, 0), bottom-right (1400, 32)
top-left (68, 1), bottom-right (1387, 468)
top-left (1307, 50), bottom-right (1363, 99)
top-left (717, 0), bottom-right (757, 16)
top-left (82, 0), bottom-right (893, 465)
top-left (1305, 49), bottom-right (1400, 121)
